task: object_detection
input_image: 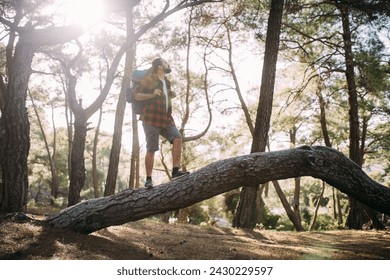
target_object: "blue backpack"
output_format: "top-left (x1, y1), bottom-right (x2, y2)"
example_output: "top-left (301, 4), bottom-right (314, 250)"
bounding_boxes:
top-left (126, 69), bottom-right (149, 115)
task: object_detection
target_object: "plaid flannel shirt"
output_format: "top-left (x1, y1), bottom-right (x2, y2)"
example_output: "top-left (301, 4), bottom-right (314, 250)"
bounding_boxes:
top-left (136, 78), bottom-right (175, 128)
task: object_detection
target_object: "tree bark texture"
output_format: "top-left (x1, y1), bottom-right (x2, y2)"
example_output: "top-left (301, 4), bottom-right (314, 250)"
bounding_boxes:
top-left (92, 108), bottom-right (103, 198)
top-left (338, 4), bottom-right (366, 229)
top-left (251, 0), bottom-right (283, 153)
top-left (234, 0), bottom-right (284, 228)
top-left (0, 24), bottom-right (84, 213)
top-left (0, 38), bottom-right (34, 213)
top-left (338, 4), bottom-right (361, 166)
top-left (104, 8), bottom-right (135, 196)
top-left (46, 146), bottom-right (390, 234)
top-left (129, 109), bottom-right (140, 188)
top-left (67, 112), bottom-right (87, 206)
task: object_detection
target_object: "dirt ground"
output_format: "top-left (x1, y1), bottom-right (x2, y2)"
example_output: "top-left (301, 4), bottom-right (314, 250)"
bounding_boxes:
top-left (1, 213), bottom-right (390, 260)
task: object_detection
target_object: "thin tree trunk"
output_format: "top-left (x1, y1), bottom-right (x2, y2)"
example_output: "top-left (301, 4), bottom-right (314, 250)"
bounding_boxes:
top-left (65, 85), bottom-right (73, 180)
top-left (50, 101), bottom-right (59, 201)
top-left (293, 177), bottom-right (301, 224)
top-left (309, 181), bottom-right (326, 231)
top-left (290, 126), bottom-right (302, 225)
top-left (160, 142), bottom-right (172, 181)
top-left (336, 191), bottom-right (343, 225)
top-left (175, 8), bottom-right (213, 221)
top-left (225, 22), bottom-right (254, 135)
top-left (337, 3), bottom-right (368, 229)
top-left (316, 82), bottom-right (355, 228)
top-left (104, 8), bottom-right (135, 196)
top-left (317, 90), bottom-right (332, 148)
top-left (28, 89), bottom-right (59, 202)
top-left (272, 181), bottom-right (304, 231)
top-left (129, 110), bottom-right (140, 188)
top-left (128, 45), bottom-right (140, 190)
top-left (92, 107), bottom-right (103, 198)
top-left (332, 187), bottom-right (337, 220)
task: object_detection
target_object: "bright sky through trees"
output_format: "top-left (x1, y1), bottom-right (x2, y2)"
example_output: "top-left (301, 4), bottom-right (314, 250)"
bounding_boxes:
top-left (57, 0), bottom-right (106, 28)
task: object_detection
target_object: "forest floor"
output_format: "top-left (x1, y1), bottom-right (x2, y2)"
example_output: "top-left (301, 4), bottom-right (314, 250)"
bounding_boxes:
top-left (1, 211), bottom-right (390, 260)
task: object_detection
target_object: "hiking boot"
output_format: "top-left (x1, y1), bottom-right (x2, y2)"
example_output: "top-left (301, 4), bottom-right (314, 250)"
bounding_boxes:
top-left (172, 170), bottom-right (190, 180)
top-left (144, 178), bottom-right (153, 189)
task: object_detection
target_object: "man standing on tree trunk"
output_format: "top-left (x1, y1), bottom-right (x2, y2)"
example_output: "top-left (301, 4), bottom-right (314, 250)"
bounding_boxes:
top-left (134, 58), bottom-right (189, 188)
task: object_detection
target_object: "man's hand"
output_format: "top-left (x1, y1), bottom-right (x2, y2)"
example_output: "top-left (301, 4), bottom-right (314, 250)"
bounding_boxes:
top-left (153, 89), bottom-right (163, 97)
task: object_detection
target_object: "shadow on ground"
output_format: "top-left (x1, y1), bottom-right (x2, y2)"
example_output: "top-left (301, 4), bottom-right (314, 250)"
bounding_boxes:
top-left (1, 217), bottom-right (389, 260)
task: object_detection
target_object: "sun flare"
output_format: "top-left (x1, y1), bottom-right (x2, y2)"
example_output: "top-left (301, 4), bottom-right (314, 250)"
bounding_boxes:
top-left (59, 0), bottom-right (106, 28)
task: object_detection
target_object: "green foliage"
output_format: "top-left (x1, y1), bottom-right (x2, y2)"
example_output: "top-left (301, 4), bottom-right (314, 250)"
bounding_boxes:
top-left (301, 182), bottom-right (328, 207)
top-left (188, 204), bottom-right (210, 225)
top-left (300, 207), bottom-right (312, 226)
top-left (275, 215), bottom-right (296, 231)
top-left (224, 190), bottom-right (240, 216)
top-left (310, 214), bottom-right (336, 231)
top-left (260, 206), bottom-right (281, 229)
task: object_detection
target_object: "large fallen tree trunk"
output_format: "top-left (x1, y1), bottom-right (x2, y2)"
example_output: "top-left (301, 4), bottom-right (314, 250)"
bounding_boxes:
top-left (46, 146), bottom-right (390, 234)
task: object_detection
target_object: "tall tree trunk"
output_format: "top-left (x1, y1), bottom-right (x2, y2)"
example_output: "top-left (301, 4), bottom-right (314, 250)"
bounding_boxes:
top-left (337, 3), bottom-right (366, 229)
top-left (338, 0), bottom-right (361, 166)
top-left (104, 8), bottom-right (135, 196)
top-left (68, 111), bottom-right (87, 206)
top-left (234, 0), bottom-right (284, 228)
top-left (65, 50), bottom-right (88, 207)
top-left (0, 38), bottom-right (34, 213)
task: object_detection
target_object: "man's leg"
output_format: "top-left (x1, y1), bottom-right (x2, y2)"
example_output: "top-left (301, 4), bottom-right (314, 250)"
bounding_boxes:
top-left (161, 126), bottom-right (189, 179)
top-left (142, 122), bottom-right (160, 188)
top-left (171, 137), bottom-right (189, 179)
top-left (172, 137), bottom-right (182, 169)
top-left (145, 151), bottom-right (155, 177)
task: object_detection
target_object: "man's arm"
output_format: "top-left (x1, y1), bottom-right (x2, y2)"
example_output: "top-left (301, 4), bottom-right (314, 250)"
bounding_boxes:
top-left (133, 88), bottom-right (162, 101)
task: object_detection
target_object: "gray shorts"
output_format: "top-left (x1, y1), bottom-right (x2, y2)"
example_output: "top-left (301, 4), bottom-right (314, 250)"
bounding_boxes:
top-left (143, 122), bottom-right (182, 152)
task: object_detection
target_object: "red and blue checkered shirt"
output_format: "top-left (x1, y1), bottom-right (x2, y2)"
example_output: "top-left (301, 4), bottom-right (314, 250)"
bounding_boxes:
top-left (135, 77), bottom-right (176, 128)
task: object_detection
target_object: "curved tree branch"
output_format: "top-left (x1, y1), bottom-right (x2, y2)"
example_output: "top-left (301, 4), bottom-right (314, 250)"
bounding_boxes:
top-left (134, 0), bottom-right (223, 42)
top-left (183, 29), bottom-right (213, 142)
top-left (46, 146), bottom-right (390, 234)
